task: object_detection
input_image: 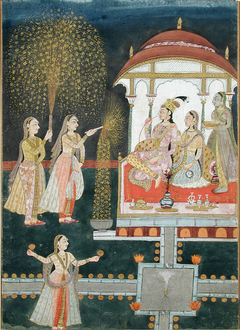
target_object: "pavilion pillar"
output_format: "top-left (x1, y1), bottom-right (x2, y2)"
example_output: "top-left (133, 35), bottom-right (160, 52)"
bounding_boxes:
top-left (225, 91), bottom-right (235, 108)
top-left (146, 94), bottom-right (157, 134)
top-left (197, 92), bottom-right (209, 136)
top-left (126, 94), bottom-right (136, 153)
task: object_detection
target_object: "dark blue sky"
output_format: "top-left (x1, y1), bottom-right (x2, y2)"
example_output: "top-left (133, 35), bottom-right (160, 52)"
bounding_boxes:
top-left (2, 0), bottom-right (238, 159)
top-left (3, 0), bottom-right (238, 84)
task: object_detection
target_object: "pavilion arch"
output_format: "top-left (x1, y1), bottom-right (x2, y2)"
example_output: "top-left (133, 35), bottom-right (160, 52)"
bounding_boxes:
top-left (116, 80), bottom-right (130, 95)
top-left (153, 79), bottom-right (202, 134)
top-left (113, 28), bottom-right (237, 152)
top-left (207, 79), bottom-right (225, 94)
top-left (232, 83), bottom-right (237, 92)
top-left (154, 78), bottom-right (201, 96)
top-left (134, 79), bottom-right (149, 95)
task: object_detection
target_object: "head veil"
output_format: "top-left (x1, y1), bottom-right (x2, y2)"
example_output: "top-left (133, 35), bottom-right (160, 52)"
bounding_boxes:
top-left (185, 110), bottom-right (204, 169)
top-left (172, 110), bottom-right (204, 176)
top-left (8, 117), bottom-right (34, 192)
top-left (216, 92), bottom-right (238, 157)
top-left (49, 115), bottom-right (81, 173)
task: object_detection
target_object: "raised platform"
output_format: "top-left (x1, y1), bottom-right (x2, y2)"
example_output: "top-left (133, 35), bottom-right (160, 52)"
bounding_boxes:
top-left (119, 201), bottom-right (236, 217)
top-left (116, 215), bottom-right (237, 228)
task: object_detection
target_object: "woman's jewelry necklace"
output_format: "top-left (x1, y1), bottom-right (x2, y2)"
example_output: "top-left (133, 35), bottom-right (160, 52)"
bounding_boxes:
top-left (66, 133), bottom-right (77, 142)
top-left (59, 251), bottom-right (66, 260)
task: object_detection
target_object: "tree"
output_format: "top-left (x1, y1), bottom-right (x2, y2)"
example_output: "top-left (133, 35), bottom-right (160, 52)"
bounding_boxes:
top-left (92, 91), bottom-right (126, 220)
top-left (7, 9), bottom-right (107, 129)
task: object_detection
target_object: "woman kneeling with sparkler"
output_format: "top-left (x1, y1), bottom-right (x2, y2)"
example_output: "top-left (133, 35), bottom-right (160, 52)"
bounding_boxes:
top-left (40, 115), bottom-right (96, 223)
top-left (127, 98), bottom-right (181, 192)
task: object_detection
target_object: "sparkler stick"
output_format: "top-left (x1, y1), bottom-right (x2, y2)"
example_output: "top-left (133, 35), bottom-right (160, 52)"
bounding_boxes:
top-left (85, 126), bottom-right (103, 133)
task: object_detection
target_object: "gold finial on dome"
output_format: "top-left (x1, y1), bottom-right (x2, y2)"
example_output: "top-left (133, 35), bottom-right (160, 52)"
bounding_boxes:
top-left (177, 17), bottom-right (182, 30)
top-left (129, 45), bottom-right (133, 58)
top-left (225, 46), bottom-right (229, 60)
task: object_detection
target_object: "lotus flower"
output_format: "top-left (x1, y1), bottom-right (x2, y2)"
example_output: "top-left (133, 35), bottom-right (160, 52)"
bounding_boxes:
top-left (134, 254), bottom-right (144, 263)
top-left (130, 301), bottom-right (142, 311)
top-left (191, 254), bottom-right (201, 264)
top-left (189, 301), bottom-right (201, 310)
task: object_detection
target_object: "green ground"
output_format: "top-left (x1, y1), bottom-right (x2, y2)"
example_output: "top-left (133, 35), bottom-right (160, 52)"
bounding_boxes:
top-left (2, 170), bottom-right (239, 329)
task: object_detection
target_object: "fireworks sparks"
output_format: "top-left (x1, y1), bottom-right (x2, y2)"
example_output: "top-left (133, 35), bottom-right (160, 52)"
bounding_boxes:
top-left (101, 92), bottom-right (126, 149)
top-left (92, 92), bottom-right (126, 220)
top-left (6, 8), bottom-right (106, 125)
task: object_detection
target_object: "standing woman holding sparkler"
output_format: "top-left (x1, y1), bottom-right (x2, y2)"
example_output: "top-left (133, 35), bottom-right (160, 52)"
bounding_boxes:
top-left (4, 117), bottom-right (52, 226)
top-left (40, 115), bottom-right (96, 223)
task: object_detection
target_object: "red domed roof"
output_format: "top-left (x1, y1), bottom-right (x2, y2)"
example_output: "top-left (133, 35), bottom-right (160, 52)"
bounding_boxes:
top-left (114, 30), bottom-right (237, 83)
top-left (140, 30), bottom-right (217, 51)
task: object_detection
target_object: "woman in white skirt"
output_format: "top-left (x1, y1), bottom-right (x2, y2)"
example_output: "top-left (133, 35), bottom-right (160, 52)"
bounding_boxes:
top-left (40, 115), bottom-right (96, 223)
top-left (27, 234), bottom-right (100, 330)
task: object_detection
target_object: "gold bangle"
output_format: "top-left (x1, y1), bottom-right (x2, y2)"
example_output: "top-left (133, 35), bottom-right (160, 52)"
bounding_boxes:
top-left (85, 258), bottom-right (90, 263)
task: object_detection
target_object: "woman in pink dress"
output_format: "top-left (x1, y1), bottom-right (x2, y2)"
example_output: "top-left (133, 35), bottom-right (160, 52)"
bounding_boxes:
top-left (40, 115), bottom-right (96, 223)
top-left (127, 99), bottom-right (179, 191)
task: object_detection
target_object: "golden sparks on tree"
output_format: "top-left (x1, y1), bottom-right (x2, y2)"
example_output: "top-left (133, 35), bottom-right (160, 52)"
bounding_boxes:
top-left (92, 135), bottom-right (111, 220)
top-left (6, 8), bottom-right (106, 125)
top-left (92, 92), bottom-right (126, 220)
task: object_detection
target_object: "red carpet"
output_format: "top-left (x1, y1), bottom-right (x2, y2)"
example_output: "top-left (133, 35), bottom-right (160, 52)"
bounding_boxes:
top-left (123, 163), bottom-right (237, 204)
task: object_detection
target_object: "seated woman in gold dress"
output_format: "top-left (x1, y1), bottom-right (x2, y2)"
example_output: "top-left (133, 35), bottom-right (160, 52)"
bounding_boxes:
top-left (171, 111), bottom-right (210, 188)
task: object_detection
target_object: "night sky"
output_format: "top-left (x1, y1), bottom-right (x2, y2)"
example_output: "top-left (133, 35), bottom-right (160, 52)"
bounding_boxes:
top-left (2, 0), bottom-right (238, 160)
top-left (1, 2), bottom-right (239, 329)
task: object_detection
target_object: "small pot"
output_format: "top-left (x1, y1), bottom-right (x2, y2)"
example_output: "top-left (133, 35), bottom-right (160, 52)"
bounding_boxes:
top-left (90, 219), bottom-right (113, 231)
